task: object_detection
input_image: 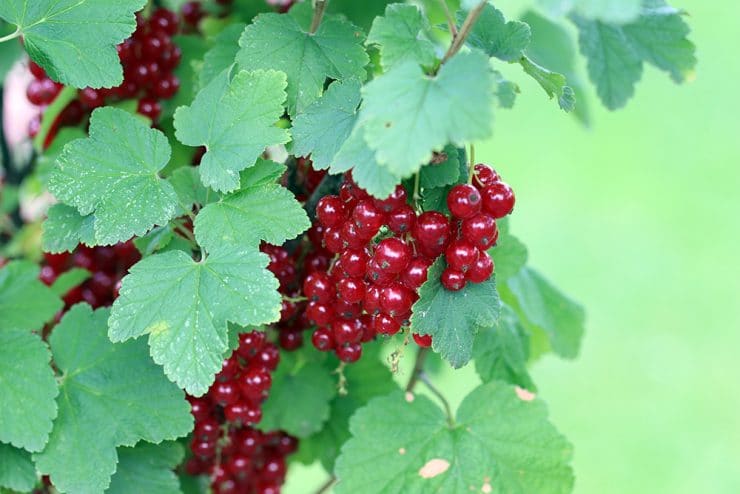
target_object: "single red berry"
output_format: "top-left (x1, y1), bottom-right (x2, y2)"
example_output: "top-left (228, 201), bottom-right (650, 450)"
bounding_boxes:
top-left (79, 88), bottom-right (105, 109)
top-left (322, 227), bottom-right (344, 254)
top-left (447, 183), bottom-right (482, 219)
top-left (89, 271), bottom-right (115, 299)
top-left (339, 249), bottom-right (369, 278)
top-left (400, 257), bottom-right (431, 289)
top-left (441, 268), bottom-right (466, 291)
top-left (150, 8), bottom-right (180, 36)
top-left (336, 343), bottom-right (362, 363)
top-left (260, 457), bottom-right (287, 483)
top-left (235, 429), bottom-right (263, 455)
top-left (413, 211), bottom-right (451, 258)
top-left (352, 200), bottom-right (384, 238)
top-left (363, 286), bottom-right (382, 315)
top-left (306, 301), bottom-right (334, 326)
top-left (39, 266), bottom-right (57, 286)
top-left (191, 439), bottom-right (217, 458)
top-left (334, 299), bottom-right (362, 320)
top-left (194, 419), bottom-right (221, 442)
top-left (387, 204), bottom-right (416, 234)
top-left (365, 259), bottom-right (395, 286)
top-left (211, 381), bottom-right (239, 406)
top-left (336, 277), bottom-right (366, 304)
top-left (373, 184), bottom-right (408, 213)
top-left (461, 213), bottom-right (499, 250)
top-left (311, 327), bottom-right (334, 351)
top-left (278, 329), bottom-right (303, 351)
top-left (225, 454), bottom-right (252, 478)
top-left (236, 331), bottom-right (265, 358)
top-left (445, 240), bottom-right (479, 273)
top-left (182, 1), bottom-right (204, 26)
top-left (373, 238), bottom-right (412, 274)
top-left (217, 357), bottom-right (239, 381)
top-left (239, 366), bottom-right (272, 400)
top-left (481, 182), bottom-right (515, 218)
top-left (413, 333), bottom-right (433, 348)
top-left (372, 313), bottom-right (401, 336)
top-left (137, 98), bottom-right (162, 121)
top-left (255, 344), bottom-right (280, 370)
top-left (159, 44), bottom-right (182, 71)
top-left (467, 251), bottom-right (494, 283)
top-left (316, 195), bottom-right (346, 228)
top-left (303, 272), bottom-right (334, 303)
top-left (28, 60), bottom-right (46, 79)
top-left (332, 319), bottom-right (363, 345)
top-left (152, 73), bottom-right (180, 99)
top-left (275, 433), bottom-right (299, 455)
top-left (341, 221), bottom-right (369, 249)
top-left (473, 164), bottom-right (500, 188)
top-left (380, 283), bottom-right (415, 317)
top-left (26, 78), bottom-right (62, 106)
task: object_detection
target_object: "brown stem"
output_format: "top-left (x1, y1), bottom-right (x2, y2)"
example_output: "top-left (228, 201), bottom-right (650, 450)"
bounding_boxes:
top-left (438, 0), bottom-right (458, 37)
top-left (405, 347), bottom-right (429, 392)
top-left (310, 0), bottom-right (329, 34)
top-left (315, 476), bottom-right (336, 494)
top-left (441, 0), bottom-right (487, 64)
top-left (419, 371), bottom-right (455, 427)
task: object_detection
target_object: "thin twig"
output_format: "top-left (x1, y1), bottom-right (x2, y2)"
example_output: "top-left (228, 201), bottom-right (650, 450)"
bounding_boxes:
top-left (438, 0), bottom-right (458, 37)
top-left (315, 476), bottom-right (337, 494)
top-left (441, 0), bottom-right (487, 64)
top-left (310, 0), bottom-right (329, 34)
top-left (419, 371), bottom-right (455, 427)
top-left (467, 143), bottom-right (476, 184)
top-left (0, 29), bottom-right (20, 44)
top-left (405, 347), bottom-right (429, 392)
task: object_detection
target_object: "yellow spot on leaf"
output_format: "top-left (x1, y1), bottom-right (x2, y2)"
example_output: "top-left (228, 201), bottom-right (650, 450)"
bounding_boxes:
top-left (147, 321), bottom-right (170, 336)
top-left (419, 458), bottom-right (450, 479)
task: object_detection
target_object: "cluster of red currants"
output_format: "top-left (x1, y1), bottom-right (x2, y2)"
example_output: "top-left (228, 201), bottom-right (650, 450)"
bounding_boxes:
top-left (186, 331), bottom-right (298, 494)
top-left (40, 243), bottom-right (141, 313)
top-left (26, 7), bottom-right (186, 146)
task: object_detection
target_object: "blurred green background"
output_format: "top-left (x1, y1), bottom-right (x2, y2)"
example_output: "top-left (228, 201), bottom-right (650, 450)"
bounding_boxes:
top-left (289, 0), bottom-right (740, 492)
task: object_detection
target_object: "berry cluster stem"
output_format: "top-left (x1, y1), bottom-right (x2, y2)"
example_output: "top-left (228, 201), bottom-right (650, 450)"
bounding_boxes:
top-left (468, 143), bottom-right (476, 184)
top-left (405, 346), bottom-right (429, 392)
top-left (419, 372), bottom-right (455, 428)
top-left (441, 0), bottom-right (488, 64)
top-left (310, 0), bottom-right (330, 34)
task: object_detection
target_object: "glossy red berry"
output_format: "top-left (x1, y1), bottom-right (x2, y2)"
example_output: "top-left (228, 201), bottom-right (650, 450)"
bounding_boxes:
top-left (447, 183), bottom-right (482, 219)
top-left (150, 8), bottom-right (180, 36)
top-left (311, 327), bottom-right (334, 351)
top-left (137, 98), bottom-right (162, 121)
top-left (79, 88), bottom-right (105, 109)
top-left (400, 257), bottom-right (431, 289)
top-left (306, 301), bottom-right (334, 326)
top-left (461, 213), bottom-right (499, 250)
top-left (26, 78), bottom-right (62, 105)
top-left (28, 60), bottom-right (47, 79)
top-left (255, 344), bottom-right (280, 370)
top-left (363, 286), bottom-right (382, 315)
top-left (373, 238), bottom-right (412, 274)
top-left (194, 419), bottom-right (221, 442)
top-left (182, 2), bottom-right (204, 26)
top-left (352, 200), bottom-right (384, 237)
top-left (340, 221), bottom-right (369, 249)
top-left (316, 195), bottom-right (346, 228)
top-left (211, 381), bottom-right (239, 406)
top-left (413, 333), bottom-right (433, 348)
top-left (303, 272), bottom-right (334, 303)
top-left (336, 342), bottom-right (362, 363)
top-left (336, 277), bottom-right (366, 304)
top-left (387, 204), bottom-right (416, 234)
top-left (481, 182), bottom-right (515, 218)
top-left (236, 331), bottom-right (265, 358)
top-left (365, 259), bottom-right (395, 286)
top-left (339, 249), bottom-right (369, 278)
top-left (373, 185), bottom-right (408, 213)
top-left (332, 319), bottom-right (363, 345)
top-left (372, 314), bottom-right (401, 336)
top-left (467, 251), bottom-right (494, 283)
top-left (441, 268), bottom-right (466, 291)
top-left (445, 240), bottom-right (479, 273)
top-left (153, 73), bottom-right (180, 99)
top-left (322, 227), bottom-right (344, 253)
top-left (473, 164), bottom-right (500, 188)
top-left (413, 211), bottom-right (451, 257)
top-left (380, 283), bottom-right (415, 317)
top-left (239, 367), bottom-right (272, 400)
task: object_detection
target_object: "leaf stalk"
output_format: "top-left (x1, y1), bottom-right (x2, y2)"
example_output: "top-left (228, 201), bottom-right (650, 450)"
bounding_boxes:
top-left (310, 0), bottom-right (330, 34)
top-left (441, 0), bottom-right (487, 64)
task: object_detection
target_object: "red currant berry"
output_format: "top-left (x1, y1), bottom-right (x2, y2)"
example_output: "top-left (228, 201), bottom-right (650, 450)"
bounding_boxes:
top-left (387, 204), bottom-right (416, 234)
top-left (159, 45), bottom-right (182, 71)
top-left (236, 331), bottom-right (266, 359)
top-left (336, 277), bottom-right (366, 304)
top-left (188, 397), bottom-right (212, 421)
top-left (211, 381), bottom-right (239, 406)
top-left (332, 319), bottom-right (363, 345)
top-left (363, 286), bottom-right (382, 315)
top-left (445, 240), bottom-right (479, 272)
top-left (182, 1), bottom-right (204, 26)
top-left (152, 73), bottom-right (180, 99)
top-left (400, 257), bottom-right (431, 289)
top-left (373, 184), bottom-right (408, 213)
top-left (373, 238), bottom-right (412, 274)
top-left (226, 454), bottom-right (252, 478)
top-left (372, 313), bottom-right (401, 335)
top-left (322, 227), bottom-right (344, 254)
top-left (239, 367), bottom-right (272, 400)
top-left (467, 251), bottom-right (494, 283)
top-left (194, 419), bottom-right (221, 442)
top-left (441, 268), bottom-right (466, 291)
top-left (191, 439), bottom-right (217, 458)
top-left (461, 213), bottom-right (499, 250)
top-left (380, 283), bottom-right (416, 317)
top-left (339, 249), bottom-right (369, 278)
top-left (150, 8), bottom-right (180, 36)
top-left (413, 333), bottom-right (433, 348)
top-left (278, 329), bottom-right (303, 351)
top-left (311, 327), bottom-right (334, 351)
top-left (473, 163), bottom-right (500, 188)
top-left (352, 200), bottom-right (384, 238)
top-left (235, 428), bottom-right (263, 455)
top-left (447, 183), bottom-right (482, 219)
top-left (26, 78), bottom-right (62, 106)
top-left (365, 259), bottom-right (395, 286)
top-left (334, 300), bottom-right (361, 320)
top-left (79, 88), bottom-right (105, 109)
top-left (255, 344), bottom-right (280, 370)
top-left (306, 301), bottom-right (334, 326)
top-left (413, 211), bottom-right (451, 257)
top-left (336, 342), bottom-right (362, 363)
top-left (217, 357), bottom-right (239, 381)
top-left (137, 98), bottom-right (162, 121)
top-left (28, 61), bottom-right (46, 79)
top-left (481, 182), bottom-right (515, 218)
top-left (303, 272), bottom-right (334, 303)
top-left (316, 195), bottom-right (346, 228)
top-left (341, 221), bottom-right (369, 249)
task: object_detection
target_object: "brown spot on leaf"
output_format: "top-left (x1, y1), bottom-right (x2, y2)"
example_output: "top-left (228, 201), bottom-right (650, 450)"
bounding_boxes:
top-left (515, 387), bottom-right (535, 401)
top-left (419, 458), bottom-right (450, 479)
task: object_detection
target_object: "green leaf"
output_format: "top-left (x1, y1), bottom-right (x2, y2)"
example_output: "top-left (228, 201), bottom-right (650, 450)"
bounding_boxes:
top-left (0, 443), bottom-right (36, 493)
top-left (573, 0), bottom-right (641, 24)
top-left (419, 146), bottom-right (461, 189)
top-left (0, 0), bottom-right (145, 88)
top-left (0, 331), bottom-right (58, 452)
top-left (42, 204), bottom-right (95, 254)
top-left (460, 3), bottom-right (531, 62)
top-left (490, 231), bottom-right (528, 282)
top-left (107, 442), bottom-right (184, 494)
top-left (239, 158), bottom-right (287, 189)
top-left (50, 268), bottom-right (91, 297)
top-left (335, 382), bottom-right (574, 494)
top-left (48, 108), bottom-right (178, 245)
top-left (109, 248), bottom-right (281, 395)
top-left (195, 184), bottom-right (310, 253)
top-left (474, 305), bottom-right (535, 390)
top-left (367, 4), bottom-right (436, 70)
top-left (291, 79), bottom-right (362, 170)
top-left (38, 128), bottom-right (88, 186)
top-left (360, 51), bottom-right (494, 177)
top-left (34, 304), bottom-right (192, 494)
top-left (572, 2), bottom-right (696, 109)
top-left (296, 344), bottom-right (398, 470)
top-left (332, 125), bottom-right (401, 199)
top-left (168, 167), bottom-right (214, 212)
top-left (258, 360), bottom-right (336, 438)
top-left (519, 56), bottom-right (576, 112)
top-left (494, 71), bottom-right (519, 109)
top-left (0, 261), bottom-right (62, 332)
top-left (236, 12), bottom-right (369, 116)
top-left (410, 259), bottom-right (501, 368)
top-left (506, 267), bottom-right (585, 359)
top-left (200, 23), bottom-right (246, 88)
top-left (174, 69), bottom-right (289, 193)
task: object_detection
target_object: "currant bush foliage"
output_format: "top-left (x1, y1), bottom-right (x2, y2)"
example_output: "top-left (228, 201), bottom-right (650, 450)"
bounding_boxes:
top-left (0, 0), bottom-right (695, 493)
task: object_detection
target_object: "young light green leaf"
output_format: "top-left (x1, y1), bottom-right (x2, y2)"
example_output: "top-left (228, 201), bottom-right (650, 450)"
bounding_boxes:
top-left (410, 259), bottom-right (501, 368)
top-left (195, 184), bottom-right (310, 253)
top-left (474, 305), bottom-right (535, 390)
top-left (174, 70), bottom-right (289, 193)
top-left (34, 304), bottom-right (193, 494)
top-left (490, 230), bottom-right (528, 282)
top-left (48, 108), bottom-right (178, 245)
top-left (367, 4), bottom-right (436, 70)
top-left (572, 1), bottom-right (696, 109)
top-left (107, 442), bottom-right (184, 494)
top-left (0, 0), bottom-right (145, 88)
top-left (42, 204), bottom-right (95, 253)
top-left (291, 79), bottom-right (362, 170)
top-left (335, 382), bottom-right (574, 494)
top-left (50, 268), bottom-right (91, 297)
top-left (506, 266), bottom-right (585, 359)
top-left (520, 56), bottom-right (576, 112)
top-left (0, 331), bottom-right (58, 452)
top-left (573, 0), bottom-right (641, 24)
top-left (494, 70), bottom-right (520, 109)
top-left (0, 443), bottom-right (36, 493)
top-left (258, 361), bottom-right (336, 438)
top-left (459, 3), bottom-right (531, 62)
top-left (109, 248), bottom-right (281, 395)
top-left (200, 23), bottom-right (246, 88)
top-left (332, 125), bottom-right (402, 199)
top-left (236, 12), bottom-right (369, 116)
top-left (360, 51), bottom-right (494, 177)
top-left (0, 261), bottom-right (62, 332)
top-left (239, 158), bottom-right (287, 189)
